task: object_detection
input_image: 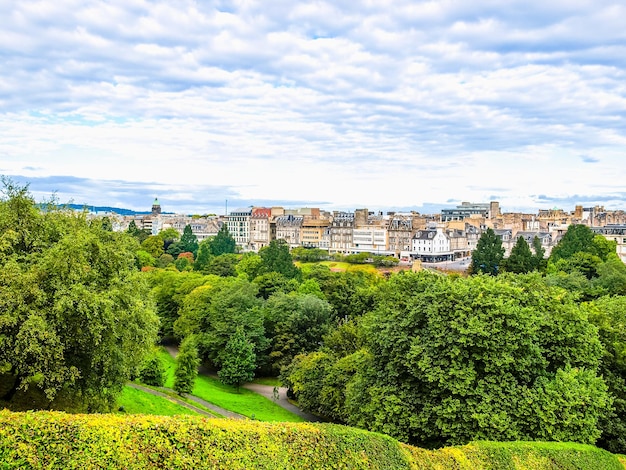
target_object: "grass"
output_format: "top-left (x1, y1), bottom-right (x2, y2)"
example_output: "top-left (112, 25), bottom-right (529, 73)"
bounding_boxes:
top-left (116, 386), bottom-right (199, 416)
top-left (252, 377), bottom-right (282, 386)
top-left (191, 374), bottom-right (304, 422)
top-left (155, 346), bottom-right (304, 422)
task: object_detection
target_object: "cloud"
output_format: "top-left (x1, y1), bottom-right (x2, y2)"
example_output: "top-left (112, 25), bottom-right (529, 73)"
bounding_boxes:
top-left (1, 1), bottom-right (625, 213)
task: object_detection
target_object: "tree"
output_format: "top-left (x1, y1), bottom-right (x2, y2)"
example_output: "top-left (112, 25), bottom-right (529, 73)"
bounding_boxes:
top-left (194, 238), bottom-right (213, 272)
top-left (286, 271), bottom-right (610, 447)
top-left (550, 224), bottom-right (598, 263)
top-left (179, 225), bottom-right (199, 257)
top-left (259, 239), bottom-right (301, 279)
top-left (174, 277), bottom-right (266, 369)
top-left (531, 236), bottom-right (546, 271)
top-left (264, 292), bottom-right (332, 374)
top-left (126, 220), bottom-right (150, 243)
top-left (586, 295), bottom-right (626, 454)
top-left (205, 253), bottom-right (239, 277)
top-left (470, 227), bottom-right (504, 275)
top-left (209, 224), bottom-right (236, 256)
top-left (174, 337), bottom-right (200, 395)
top-left (218, 328), bottom-right (256, 391)
top-left (0, 179), bottom-right (159, 411)
top-left (138, 355), bottom-right (166, 387)
top-left (504, 236), bottom-right (534, 273)
top-left (141, 235), bottom-right (165, 258)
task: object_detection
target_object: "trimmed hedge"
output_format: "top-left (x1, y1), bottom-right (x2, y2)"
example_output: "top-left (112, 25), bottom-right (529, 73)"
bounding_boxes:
top-left (402, 441), bottom-right (624, 469)
top-left (0, 410), bottom-right (624, 470)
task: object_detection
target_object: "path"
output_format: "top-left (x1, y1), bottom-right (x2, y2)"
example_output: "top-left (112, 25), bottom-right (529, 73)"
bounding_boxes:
top-left (163, 345), bottom-right (323, 422)
top-left (241, 382), bottom-right (325, 422)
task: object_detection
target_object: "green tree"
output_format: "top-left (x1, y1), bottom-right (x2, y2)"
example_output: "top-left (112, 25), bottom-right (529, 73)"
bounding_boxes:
top-left (505, 236), bottom-right (534, 273)
top-left (470, 228), bottom-right (504, 275)
top-left (259, 239), bottom-right (300, 279)
top-left (141, 235), bottom-right (165, 258)
top-left (549, 224), bottom-right (611, 263)
top-left (286, 271), bottom-right (610, 447)
top-left (531, 236), bottom-right (546, 271)
top-left (126, 220), bottom-right (150, 243)
top-left (205, 253), bottom-right (239, 277)
top-left (236, 252), bottom-right (263, 280)
top-left (209, 224), bottom-right (236, 256)
top-left (194, 238), bottom-right (213, 272)
top-left (586, 295), bottom-right (626, 454)
top-left (138, 355), bottom-right (166, 387)
top-left (264, 292), bottom-right (332, 374)
top-left (173, 337), bottom-right (200, 395)
top-left (179, 225), bottom-right (199, 257)
top-left (218, 328), bottom-right (256, 391)
top-left (174, 277), bottom-right (266, 369)
top-left (0, 179), bottom-right (159, 411)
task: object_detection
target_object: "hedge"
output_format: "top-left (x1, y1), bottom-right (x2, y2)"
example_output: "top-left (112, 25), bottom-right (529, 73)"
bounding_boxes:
top-left (0, 410), bottom-right (623, 470)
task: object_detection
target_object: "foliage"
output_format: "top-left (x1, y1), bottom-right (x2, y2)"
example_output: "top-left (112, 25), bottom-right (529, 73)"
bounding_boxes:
top-left (209, 223), bottom-right (236, 256)
top-left (138, 355), bottom-right (166, 387)
top-left (218, 328), bottom-right (256, 391)
top-left (291, 247), bottom-right (329, 262)
top-left (469, 227), bottom-right (504, 275)
top-left (286, 271), bottom-right (611, 448)
top-left (236, 252), bottom-right (263, 280)
top-left (174, 337), bottom-right (200, 395)
top-left (179, 224), bottom-right (199, 257)
top-left (532, 236), bottom-right (546, 271)
top-left (146, 270), bottom-right (208, 340)
top-left (204, 253), bottom-right (239, 277)
top-left (550, 224), bottom-right (615, 264)
top-left (264, 292), bottom-right (333, 374)
top-left (0, 179), bottom-right (159, 411)
top-left (504, 236), bottom-right (534, 273)
top-left (141, 235), bottom-right (165, 258)
top-left (1, 410), bottom-right (622, 470)
top-left (587, 295), bottom-right (626, 454)
top-left (259, 239), bottom-right (301, 279)
top-left (126, 219), bottom-right (150, 243)
top-left (174, 277), bottom-right (266, 369)
top-left (344, 252), bottom-right (372, 264)
top-left (175, 252), bottom-right (194, 271)
top-left (135, 249), bottom-right (156, 269)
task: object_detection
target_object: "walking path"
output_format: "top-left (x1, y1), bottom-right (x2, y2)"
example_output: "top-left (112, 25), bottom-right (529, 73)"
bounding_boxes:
top-left (163, 345), bottom-right (323, 422)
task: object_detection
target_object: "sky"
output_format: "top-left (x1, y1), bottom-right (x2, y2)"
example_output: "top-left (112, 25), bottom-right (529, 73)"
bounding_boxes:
top-left (1, 0), bottom-right (626, 216)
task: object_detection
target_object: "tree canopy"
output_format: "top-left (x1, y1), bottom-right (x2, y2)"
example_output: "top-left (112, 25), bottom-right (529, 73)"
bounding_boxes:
top-left (0, 179), bottom-right (159, 411)
top-left (470, 228), bottom-right (504, 275)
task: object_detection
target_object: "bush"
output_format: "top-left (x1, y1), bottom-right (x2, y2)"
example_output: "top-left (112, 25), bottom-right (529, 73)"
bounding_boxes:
top-left (0, 411), bottom-right (623, 470)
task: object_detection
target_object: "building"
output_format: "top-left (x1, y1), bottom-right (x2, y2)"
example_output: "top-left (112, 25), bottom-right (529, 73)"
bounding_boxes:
top-left (226, 208), bottom-right (252, 249)
top-left (441, 201), bottom-right (500, 221)
top-left (592, 224), bottom-right (626, 263)
top-left (411, 228), bottom-right (452, 261)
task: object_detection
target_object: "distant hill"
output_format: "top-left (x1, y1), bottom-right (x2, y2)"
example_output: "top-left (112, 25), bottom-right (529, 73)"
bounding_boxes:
top-left (42, 203), bottom-right (173, 216)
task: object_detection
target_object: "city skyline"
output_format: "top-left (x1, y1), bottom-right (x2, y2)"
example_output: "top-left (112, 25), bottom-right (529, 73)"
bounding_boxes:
top-left (1, 1), bottom-right (626, 215)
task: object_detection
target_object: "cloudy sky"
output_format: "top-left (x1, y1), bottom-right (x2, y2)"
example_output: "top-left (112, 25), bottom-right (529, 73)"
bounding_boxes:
top-left (1, 1), bottom-right (625, 215)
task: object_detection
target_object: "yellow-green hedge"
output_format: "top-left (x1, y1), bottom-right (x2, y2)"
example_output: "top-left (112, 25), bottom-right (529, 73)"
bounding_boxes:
top-left (0, 410), bottom-right (624, 470)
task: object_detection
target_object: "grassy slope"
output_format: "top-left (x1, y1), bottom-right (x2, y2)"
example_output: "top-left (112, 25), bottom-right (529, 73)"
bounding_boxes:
top-left (157, 347), bottom-right (304, 422)
top-left (116, 386), bottom-right (199, 416)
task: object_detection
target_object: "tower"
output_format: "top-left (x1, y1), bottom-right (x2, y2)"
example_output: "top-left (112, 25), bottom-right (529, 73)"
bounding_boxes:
top-left (151, 197), bottom-right (162, 216)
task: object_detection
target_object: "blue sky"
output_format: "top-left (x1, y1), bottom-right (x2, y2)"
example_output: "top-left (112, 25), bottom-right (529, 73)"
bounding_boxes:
top-left (1, 1), bottom-right (625, 215)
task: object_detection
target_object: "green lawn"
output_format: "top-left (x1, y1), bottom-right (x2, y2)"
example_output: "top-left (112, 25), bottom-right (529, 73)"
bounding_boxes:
top-left (116, 386), bottom-right (199, 416)
top-left (156, 347), bottom-right (304, 422)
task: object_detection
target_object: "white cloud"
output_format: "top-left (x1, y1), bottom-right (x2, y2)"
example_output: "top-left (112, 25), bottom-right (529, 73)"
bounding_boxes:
top-left (1, 0), bottom-right (625, 213)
